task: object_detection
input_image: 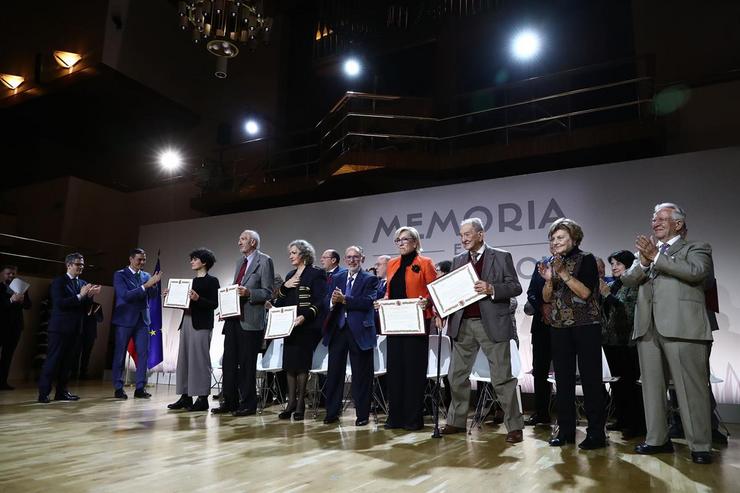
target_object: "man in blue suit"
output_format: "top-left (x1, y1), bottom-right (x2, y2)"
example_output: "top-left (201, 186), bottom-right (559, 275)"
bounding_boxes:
top-left (322, 246), bottom-right (379, 426)
top-left (38, 253), bottom-right (101, 403)
top-left (111, 248), bottom-right (161, 399)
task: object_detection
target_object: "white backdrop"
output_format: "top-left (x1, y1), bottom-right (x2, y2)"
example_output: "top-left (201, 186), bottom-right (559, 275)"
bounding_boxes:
top-left (140, 147), bottom-right (740, 404)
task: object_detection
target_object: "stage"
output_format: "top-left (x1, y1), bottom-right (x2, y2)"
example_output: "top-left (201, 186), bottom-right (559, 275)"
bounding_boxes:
top-left (0, 381), bottom-right (737, 492)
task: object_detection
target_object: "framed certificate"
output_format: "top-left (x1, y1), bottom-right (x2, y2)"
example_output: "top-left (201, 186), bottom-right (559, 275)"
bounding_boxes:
top-left (427, 263), bottom-right (486, 318)
top-left (377, 298), bottom-right (425, 335)
top-left (218, 285), bottom-right (242, 318)
top-left (265, 306), bottom-right (297, 340)
top-left (164, 279), bottom-right (192, 309)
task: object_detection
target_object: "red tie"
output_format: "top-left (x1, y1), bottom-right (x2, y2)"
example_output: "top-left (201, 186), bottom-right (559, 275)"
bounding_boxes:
top-left (235, 258), bottom-right (249, 284)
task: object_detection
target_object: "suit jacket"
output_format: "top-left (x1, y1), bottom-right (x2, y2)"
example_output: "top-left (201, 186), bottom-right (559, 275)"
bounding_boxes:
top-left (1, 283), bottom-right (31, 331)
top-left (231, 250), bottom-right (274, 331)
top-left (621, 238), bottom-right (713, 341)
top-left (447, 245), bottom-right (523, 343)
top-left (112, 267), bottom-right (156, 328)
top-left (49, 275), bottom-right (93, 334)
top-left (323, 269), bottom-right (379, 350)
top-left (385, 254), bottom-right (437, 319)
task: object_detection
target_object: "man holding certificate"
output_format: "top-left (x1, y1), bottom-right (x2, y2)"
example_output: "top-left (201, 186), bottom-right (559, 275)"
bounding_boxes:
top-left (440, 218), bottom-right (524, 443)
top-left (213, 229), bottom-right (274, 417)
top-left (322, 246), bottom-right (378, 426)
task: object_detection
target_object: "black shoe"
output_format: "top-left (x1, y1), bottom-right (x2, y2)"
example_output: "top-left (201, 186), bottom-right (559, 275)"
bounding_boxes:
top-left (579, 435), bottom-right (607, 450)
top-left (691, 451), bottom-right (712, 464)
top-left (278, 406), bottom-right (296, 420)
top-left (114, 389), bottom-right (128, 400)
top-left (606, 422), bottom-right (626, 431)
top-left (356, 418), bottom-right (369, 426)
top-left (668, 425), bottom-right (685, 439)
top-left (525, 414), bottom-right (551, 426)
top-left (232, 407), bottom-right (256, 416)
top-left (54, 391), bottom-right (80, 401)
top-left (712, 429), bottom-right (729, 445)
top-left (211, 406), bottom-right (234, 415)
top-left (38, 394), bottom-right (50, 404)
top-left (323, 416), bottom-right (340, 424)
top-left (134, 389), bottom-right (151, 399)
top-left (189, 397), bottom-right (209, 412)
top-left (0, 383), bottom-right (15, 390)
top-left (168, 395), bottom-right (193, 410)
top-left (635, 440), bottom-right (674, 454)
top-left (293, 412), bottom-right (305, 421)
top-left (549, 434), bottom-right (576, 446)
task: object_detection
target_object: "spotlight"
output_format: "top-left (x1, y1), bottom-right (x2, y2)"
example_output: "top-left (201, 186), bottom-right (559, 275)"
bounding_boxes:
top-left (343, 58), bottom-right (361, 78)
top-left (510, 29), bottom-right (542, 62)
top-left (0, 73), bottom-right (24, 90)
top-left (159, 149), bottom-right (183, 171)
top-left (53, 51), bottom-right (82, 69)
top-left (244, 119), bottom-right (260, 136)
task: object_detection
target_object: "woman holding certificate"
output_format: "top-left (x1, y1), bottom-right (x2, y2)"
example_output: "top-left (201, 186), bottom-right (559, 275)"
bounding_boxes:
top-left (382, 226), bottom-right (437, 431)
top-left (166, 248), bottom-right (220, 412)
top-left (538, 218), bottom-right (607, 449)
top-left (271, 239), bottom-right (326, 421)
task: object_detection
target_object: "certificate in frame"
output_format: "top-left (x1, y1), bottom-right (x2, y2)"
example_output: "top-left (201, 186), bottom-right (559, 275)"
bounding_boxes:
top-left (218, 284), bottom-right (242, 318)
top-left (427, 263), bottom-right (486, 318)
top-left (377, 298), bottom-right (425, 335)
top-left (265, 306), bottom-right (297, 340)
top-left (163, 278), bottom-right (193, 309)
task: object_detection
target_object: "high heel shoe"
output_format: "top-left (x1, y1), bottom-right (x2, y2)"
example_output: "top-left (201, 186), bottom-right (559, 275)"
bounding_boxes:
top-left (278, 406), bottom-right (296, 420)
top-left (292, 411), bottom-right (304, 421)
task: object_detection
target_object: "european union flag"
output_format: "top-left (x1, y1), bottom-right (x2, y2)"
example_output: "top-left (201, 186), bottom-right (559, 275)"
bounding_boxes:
top-left (147, 253), bottom-right (164, 369)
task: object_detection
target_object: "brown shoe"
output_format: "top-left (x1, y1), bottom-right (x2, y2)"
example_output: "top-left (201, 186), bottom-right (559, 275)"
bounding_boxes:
top-left (440, 424), bottom-right (465, 435)
top-left (506, 430), bottom-right (523, 443)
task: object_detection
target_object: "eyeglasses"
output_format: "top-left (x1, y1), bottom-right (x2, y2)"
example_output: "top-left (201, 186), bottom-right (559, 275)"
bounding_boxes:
top-left (73, 263), bottom-right (85, 267)
top-left (394, 237), bottom-right (414, 245)
top-left (345, 255), bottom-right (361, 260)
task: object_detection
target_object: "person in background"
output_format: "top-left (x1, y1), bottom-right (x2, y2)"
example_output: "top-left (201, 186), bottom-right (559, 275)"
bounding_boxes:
top-left (0, 265), bottom-right (32, 390)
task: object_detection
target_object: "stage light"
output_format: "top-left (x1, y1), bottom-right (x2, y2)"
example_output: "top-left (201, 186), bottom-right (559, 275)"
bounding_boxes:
top-left (159, 149), bottom-right (183, 171)
top-left (0, 73), bottom-right (24, 90)
top-left (244, 119), bottom-right (260, 136)
top-left (53, 51), bottom-right (82, 69)
top-left (510, 29), bottom-right (542, 62)
top-left (343, 58), bottom-right (361, 78)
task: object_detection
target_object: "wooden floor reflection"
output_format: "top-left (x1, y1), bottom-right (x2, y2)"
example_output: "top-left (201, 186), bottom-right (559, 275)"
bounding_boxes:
top-left (0, 381), bottom-right (737, 493)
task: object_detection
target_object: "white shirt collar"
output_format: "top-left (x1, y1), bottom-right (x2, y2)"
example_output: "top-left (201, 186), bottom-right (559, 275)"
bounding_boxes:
top-left (657, 235), bottom-right (681, 247)
top-left (470, 243), bottom-right (486, 257)
top-left (244, 250), bottom-right (257, 265)
top-left (128, 266), bottom-right (139, 275)
top-left (66, 273), bottom-right (77, 280)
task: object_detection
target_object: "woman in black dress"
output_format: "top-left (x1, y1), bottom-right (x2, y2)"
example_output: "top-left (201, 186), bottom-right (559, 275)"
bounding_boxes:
top-left (271, 239), bottom-right (326, 420)
top-left (166, 248), bottom-right (220, 412)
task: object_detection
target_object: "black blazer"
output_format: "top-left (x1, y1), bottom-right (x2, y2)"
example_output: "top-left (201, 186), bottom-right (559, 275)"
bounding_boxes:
top-left (49, 275), bottom-right (93, 334)
top-left (274, 266), bottom-right (327, 330)
top-left (189, 274), bottom-right (220, 330)
top-left (1, 283), bottom-right (32, 331)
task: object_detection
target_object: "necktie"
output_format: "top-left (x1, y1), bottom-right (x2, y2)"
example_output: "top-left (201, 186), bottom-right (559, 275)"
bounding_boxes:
top-left (345, 275), bottom-right (354, 296)
top-left (73, 278), bottom-right (80, 293)
top-left (659, 243), bottom-right (670, 255)
top-left (471, 252), bottom-right (479, 264)
top-left (234, 257), bottom-right (249, 284)
top-left (134, 271), bottom-right (142, 285)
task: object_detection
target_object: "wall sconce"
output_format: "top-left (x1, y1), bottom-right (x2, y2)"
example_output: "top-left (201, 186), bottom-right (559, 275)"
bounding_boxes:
top-left (0, 73), bottom-right (24, 90)
top-left (53, 51), bottom-right (82, 69)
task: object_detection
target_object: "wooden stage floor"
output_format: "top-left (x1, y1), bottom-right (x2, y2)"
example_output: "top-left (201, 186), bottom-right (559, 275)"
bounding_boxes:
top-left (1, 381), bottom-right (737, 493)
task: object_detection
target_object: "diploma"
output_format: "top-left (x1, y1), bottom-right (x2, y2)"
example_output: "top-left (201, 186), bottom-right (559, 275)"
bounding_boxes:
top-left (9, 278), bottom-right (30, 295)
top-left (427, 263), bottom-right (486, 318)
top-left (163, 279), bottom-right (192, 309)
top-left (218, 285), bottom-right (242, 318)
top-left (377, 298), bottom-right (425, 335)
top-left (265, 306), bottom-right (297, 340)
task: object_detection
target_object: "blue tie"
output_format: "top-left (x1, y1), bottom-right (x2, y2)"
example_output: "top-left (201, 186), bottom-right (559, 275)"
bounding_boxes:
top-left (339, 275), bottom-right (354, 329)
top-left (659, 243), bottom-right (670, 255)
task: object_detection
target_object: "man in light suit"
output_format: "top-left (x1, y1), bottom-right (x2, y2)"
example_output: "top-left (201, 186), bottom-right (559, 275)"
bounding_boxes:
top-left (38, 253), bottom-right (101, 402)
top-left (111, 248), bottom-right (161, 399)
top-left (621, 203), bottom-right (714, 464)
top-left (322, 246), bottom-right (379, 426)
top-left (212, 229), bottom-right (274, 416)
top-left (441, 218), bottom-right (524, 442)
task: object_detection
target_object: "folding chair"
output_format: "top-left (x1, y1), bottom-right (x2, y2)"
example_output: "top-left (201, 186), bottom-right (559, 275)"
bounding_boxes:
top-left (424, 335), bottom-right (452, 419)
top-left (469, 340), bottom-right (522, 433)
top-left (256, 337), bottom-right (285, 413)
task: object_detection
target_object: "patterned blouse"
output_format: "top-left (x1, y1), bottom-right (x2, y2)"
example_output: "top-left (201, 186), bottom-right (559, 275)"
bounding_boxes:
top-left (549, 248), bottom-right (601, 328)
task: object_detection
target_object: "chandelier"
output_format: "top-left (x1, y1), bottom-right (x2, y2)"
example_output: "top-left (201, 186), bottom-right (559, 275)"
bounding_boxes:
top-left (178, 1), bottom-right (273, 78)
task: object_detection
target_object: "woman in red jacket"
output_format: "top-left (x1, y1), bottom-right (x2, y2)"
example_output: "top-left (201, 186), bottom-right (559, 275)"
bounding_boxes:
top-left (382, 226), bottom-right (437, 430)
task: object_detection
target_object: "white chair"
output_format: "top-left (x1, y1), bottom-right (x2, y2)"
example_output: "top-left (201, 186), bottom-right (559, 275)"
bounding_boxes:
top-left (256, 337), bottom-right (284, 413)
top-left (424, 335), bottom-right (451, 418)
top-left (308, 342), bottom-right (329, 418)
top-left (468, 340), bottom-right (523, 432)
top-left (209, 312), bottom-right (226, 393)
top-left (371, 335), bottom-right (389, 419)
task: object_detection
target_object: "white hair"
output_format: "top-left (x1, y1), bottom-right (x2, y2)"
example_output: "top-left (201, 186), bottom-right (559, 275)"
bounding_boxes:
top-left (653, 203), bottom-right (687, 230)
top-left (243, 229), bottom-right (261, 248)
top-left (461, 217), bottom-right (484, 232)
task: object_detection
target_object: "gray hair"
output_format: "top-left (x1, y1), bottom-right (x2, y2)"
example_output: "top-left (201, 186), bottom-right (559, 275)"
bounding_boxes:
top-left (346, 245), bottom-right (364, 256)
top-left (377, 254), bottom-right (391, 262)
top-left (288, 239), bottom-right (315, 265)
top-left (64, 252), bottom-right (84, 265)
top-left (654, 202), bottom-right (686, 222)
top-left (243, 229), bottom-right (261, 248)
top-left (461, 217), bottom-right (485, 232)
top-left (394, 226), bottom-right (423, 252)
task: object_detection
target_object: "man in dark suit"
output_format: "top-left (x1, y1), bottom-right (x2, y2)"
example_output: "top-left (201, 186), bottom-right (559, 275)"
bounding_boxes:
top-left (441, 218), bottom-right (524, 443)
top-left (320, 249), bottom-right (346, 284)
top-left (373, 255), bottom-right (390, 300)
top-left (111, 248), bottom-right (161, 399)
top-left (1, 265), bottom-right (32, 390)
top-left (322, 246), bottom-right (379, 426)
top-left (38, 253), bottom-right (101, 403)
top-left (212, 229), bottom-right (274, 416)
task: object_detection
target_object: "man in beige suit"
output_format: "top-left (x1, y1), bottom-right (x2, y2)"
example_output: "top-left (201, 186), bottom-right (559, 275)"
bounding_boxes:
top-left (621, 203), bottom-right (713, 464)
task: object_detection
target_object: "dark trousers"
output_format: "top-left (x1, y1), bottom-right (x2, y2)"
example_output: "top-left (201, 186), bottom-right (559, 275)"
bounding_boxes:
top-left (73, 326), bottom-right (97, 378)
top-left (531, 326), bottom-right (552, 417)
top-left (325, 327), bottom-right (373, 420)
top-left (38, 331), bottom-right (78, 396)
top-left (112, 324), bottom-right (150, 390)
top-left (0, 326), bottom-right (22, 385)
top-left (551, 324), bottom-right (605, 438)
top-left (603, 344), bottom-right (645, 433)
top-left (387, 333), bottom-right (428, 429)
top-left (222, 321), bottom-right (263, 411)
